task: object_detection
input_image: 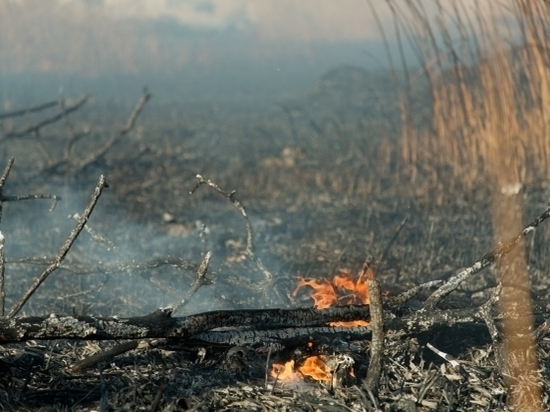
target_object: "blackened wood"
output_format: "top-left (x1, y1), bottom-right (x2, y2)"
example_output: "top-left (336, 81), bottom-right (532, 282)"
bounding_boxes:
top-left (7, 175), bottom-right (108, 317)
top-left (0, 99), bottom-right (58, 119)
top-left (5, 94), bottom-right (90, 138)
top-left (423, 204), bottom-right (550, 310)
top-left (193, 325), bottom-right (372, 346)
top-left (0, 305), bottom-right (371, 344)
top-left (70, 340), bottom-right (139, 372)
top-left (364, 279), bottom-right (383, 394)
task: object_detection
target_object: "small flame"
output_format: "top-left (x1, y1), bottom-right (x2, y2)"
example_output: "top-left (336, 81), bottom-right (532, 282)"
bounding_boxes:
top-left (293, 265), bottom-right (374, 327)
top-left (273, 264), bottom-right (374, 384)
top-left (298, 355), bottom-right (331, 383)
top-left (270, 356), bottom-right (331, 383)
top-left (270, 360), bottom-right (301, 381)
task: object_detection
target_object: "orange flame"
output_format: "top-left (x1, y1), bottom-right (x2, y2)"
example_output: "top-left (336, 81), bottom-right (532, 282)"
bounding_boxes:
top-left (270, 360), bottom-right (302, 381)
top-left (292, 265), bottom-right (374, 327)
top-left (272, 264), bottom-right (373, 384)
top-left (298, 355), bottom-right (331, 383)
top-left (270, 356), bottom-right (331, 383)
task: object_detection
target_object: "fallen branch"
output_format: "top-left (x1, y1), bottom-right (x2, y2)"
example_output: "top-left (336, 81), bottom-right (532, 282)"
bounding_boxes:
top-left (74, 88), bottom-right (151, 171)
top-left (0, 305), bottom-right (373, 344)
top-left (4, 94), bottom-right (90, 138)
top-left (7, 175), bottom-right (108, 317)
top-left (0, 99), bottom-right (58, 120)
top-left (2, 295), bottom-right (549, 345)
top-left (423, 201), bottom-right (550, 310)
top-left (191, 174), bottom-right (274, 289)
top-left (364, 279), bottom-right (384, 395)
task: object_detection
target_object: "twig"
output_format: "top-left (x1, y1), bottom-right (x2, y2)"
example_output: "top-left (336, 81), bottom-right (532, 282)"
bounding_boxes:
top-left (479, 284), bottom-right (504, 371)
top-left (70, 213), bottom-right (117, 251)
top-left (59, 96), bottom-right (81, 162)
top-left (190, 174), bottom-right (273, 287)
top-left (70, 340), bottom-right (140, 373)
top-left (173, 250), bottom-right (212, 313)
top-left (3, 194), bottom-right (60, 211)
top-left (0, 231), bottom-right (4, 317)
top-left (385, 279), bottom-right (443, 308)
top-left (0, 157), bottom-right (14, 224)
top-left (376, 217), bottom-right (408, 272)
top-left (364, 279), bottom-right (384, 395)
top-left (7, 175), bottom-right (108, 317)
top-left (5, 94), bottom-right (90, 138)
top-left (121, 87), bottom-right (151, 135)
top-left (0, 99), bottom-right (58, 120)
top-left (423, 202), bottom-right (550, 310)
top-left (75, 88), bottom-right (151, 171)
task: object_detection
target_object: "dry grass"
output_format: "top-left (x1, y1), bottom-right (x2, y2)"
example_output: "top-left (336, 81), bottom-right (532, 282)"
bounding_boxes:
top-left (381, 0), bottom-right (550, 200)
top-left (380, 1), bottom-right (550, 409)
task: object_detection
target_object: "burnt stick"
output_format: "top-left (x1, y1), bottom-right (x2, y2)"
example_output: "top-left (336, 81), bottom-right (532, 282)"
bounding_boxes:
top-left (7, 175), bottom-right (108, 317)
top-left (364, 279), bottom-right (384, 395)
top-left (423, 201), bottom-right (550, 310)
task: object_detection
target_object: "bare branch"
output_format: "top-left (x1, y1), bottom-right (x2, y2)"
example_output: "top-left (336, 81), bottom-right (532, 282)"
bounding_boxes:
top-left (190, 174), bottom-right (273, 287)
top-left (69, 213), bottom-right (117, 251)
top-left (0, 100), bottom-right (58, 120)
top-left (4, 94), bottom-right (90, 138)
top-left (0, 231), bottom-right (4, 317)
top-left (423, 202), bottom-right (550, 310)
top-left (0, 157), bottom-right (14, 224)
top-left (364, 279), bottom-right (384, 394)
top-left (173, 250), bottom-right (212, 313)
top-left (75, 88), bottom-right (151, 170)
top-left (70, 340), bottom-right (140, 373)
top-left (7, 175), bottom-right (108, 317)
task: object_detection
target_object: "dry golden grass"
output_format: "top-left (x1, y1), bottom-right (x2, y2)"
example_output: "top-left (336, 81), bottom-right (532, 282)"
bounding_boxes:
top-left (383, 0), bottom-right (550, 200)
top-left (383, 1), bottom-right (550, 409)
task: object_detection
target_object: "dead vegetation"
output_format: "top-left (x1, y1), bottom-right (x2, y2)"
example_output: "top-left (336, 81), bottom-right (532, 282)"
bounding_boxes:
top-left (1, 1), bottom-right (550, 410)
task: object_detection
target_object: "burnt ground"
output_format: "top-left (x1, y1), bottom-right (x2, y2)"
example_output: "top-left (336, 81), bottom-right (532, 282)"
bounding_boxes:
top-left (1, 67), bottom-right (550, 410)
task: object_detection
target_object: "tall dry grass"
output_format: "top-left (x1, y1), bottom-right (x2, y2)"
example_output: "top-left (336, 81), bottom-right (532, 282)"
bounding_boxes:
top-left (381, 1), bottom-right (550, 409)
top-left (383, 0), bottom-right (550, 199)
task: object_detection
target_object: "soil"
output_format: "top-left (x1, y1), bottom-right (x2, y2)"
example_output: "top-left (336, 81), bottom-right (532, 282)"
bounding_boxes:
top-left (1, 66), bottom-right (550, 411)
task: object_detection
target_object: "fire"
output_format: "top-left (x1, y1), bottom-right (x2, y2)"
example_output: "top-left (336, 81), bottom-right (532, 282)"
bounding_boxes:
top-left (270, 360), bottom-right (301, 381)
top-left (271, 264), bottom-right (372, 384)
top-left (292, 265), bottom-right (374, 327)
top-left (298, 355), bottom-right (331, 383)
top-left (270, 356), bottom-right (331, 383)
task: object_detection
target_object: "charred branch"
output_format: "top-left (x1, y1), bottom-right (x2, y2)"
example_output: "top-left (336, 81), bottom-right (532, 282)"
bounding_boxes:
top-left (74, 88), bottom-right (151, 171)
top-left (0, 305), bottom-right (373, 344)
top-left (2, 297), bottom-right (548, 345)
top-left (0, 99), bottom-right (58, 120)
top-left (191, 175), bottom-right (274, 288)
top-left (193, 325), bottom-right (372, 347)
top-left (70, 340), bottom-right (140, 373)
top-left (7, 175), bottom-right (108, 317)
top-left (423, 201), bottom-right (550, 310)
top-left (4, 94), bottom-right (90, 139)
top-left (364, 279), bottom-right (384, 395)
top-left (173, 250), bottom-right (212, 313)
